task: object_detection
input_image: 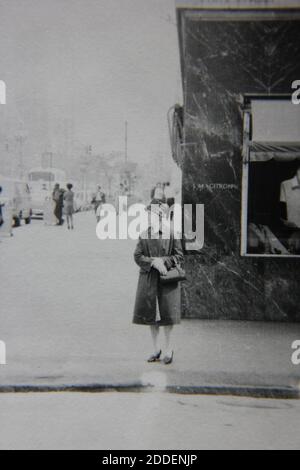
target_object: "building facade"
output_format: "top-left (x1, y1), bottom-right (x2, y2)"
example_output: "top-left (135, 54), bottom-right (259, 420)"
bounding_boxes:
top-left (176, 1), bottom-right (300, 321)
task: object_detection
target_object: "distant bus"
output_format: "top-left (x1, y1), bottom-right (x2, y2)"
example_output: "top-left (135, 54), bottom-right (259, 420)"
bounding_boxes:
top-left (27, 167), bottom-right (67, 217)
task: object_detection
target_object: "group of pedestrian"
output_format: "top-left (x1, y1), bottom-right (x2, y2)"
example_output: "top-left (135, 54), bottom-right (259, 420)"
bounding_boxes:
top-left (52, 183), bottom-right (75, 230)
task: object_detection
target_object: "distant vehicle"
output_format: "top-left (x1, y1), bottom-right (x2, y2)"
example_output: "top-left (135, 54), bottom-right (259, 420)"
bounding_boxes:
top-left (27, 167), bottom-right (67, 217)
top-left (0, 175), bottom-right (32, 227)
top-left (74, 190), bottom-right (94, 212)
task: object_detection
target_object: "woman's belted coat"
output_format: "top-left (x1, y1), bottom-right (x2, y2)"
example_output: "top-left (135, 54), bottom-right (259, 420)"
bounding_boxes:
top-left (133, 228), bottom-right (184, 326)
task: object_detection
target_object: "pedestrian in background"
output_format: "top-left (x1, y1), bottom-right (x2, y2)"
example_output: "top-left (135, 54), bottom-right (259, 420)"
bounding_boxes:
top-left (52, 183), bottom-right (64, 226)
top-left (132, 198), bottom-right (184, 365)
top-left (164, 181), bottom-right (175, 220)
top-left (0, 185), bottom-right (12, 238)
top-left (92, 185), bottom-right (106, 215)
top-left (63, 183), bottom-right (75, 230)
top-left (0, 186), bottom-right (4, 227)
top-left (114, 183), bottom-right (125, 215)
top-left (164, 182), bottom-right (175, 208)
top-left (94, 186), bottom-right (106, 223)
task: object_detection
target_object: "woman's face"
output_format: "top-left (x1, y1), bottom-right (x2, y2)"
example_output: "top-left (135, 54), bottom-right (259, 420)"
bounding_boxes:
top-left (148, 211), bottom-right (170, 235)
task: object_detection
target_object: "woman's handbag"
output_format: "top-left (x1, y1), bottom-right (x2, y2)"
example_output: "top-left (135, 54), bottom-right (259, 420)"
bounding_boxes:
top-left (160, 263), bottom-right (186, 284)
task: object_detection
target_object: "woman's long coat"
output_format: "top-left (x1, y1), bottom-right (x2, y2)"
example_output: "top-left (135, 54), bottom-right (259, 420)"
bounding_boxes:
top-left (133, 228), bottom-right (184, 326)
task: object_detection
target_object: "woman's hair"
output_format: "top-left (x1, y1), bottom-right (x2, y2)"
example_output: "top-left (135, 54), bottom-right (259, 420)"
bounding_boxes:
top-left (67, 183), bottom-right (73, 190)
top-left (0, 186), bottom-right (2, 192)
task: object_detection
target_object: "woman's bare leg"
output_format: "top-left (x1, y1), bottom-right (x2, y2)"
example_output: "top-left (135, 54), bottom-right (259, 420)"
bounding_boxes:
top-left (150, 325), bottom-right (160, 355)
top-left (70, 214), bottom-right (74, 229)
top-left (163, 325), bottom-right (174, 357)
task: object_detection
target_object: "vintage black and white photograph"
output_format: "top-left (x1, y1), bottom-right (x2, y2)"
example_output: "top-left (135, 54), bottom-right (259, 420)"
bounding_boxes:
top-left (243, 98), bottom-right (300, 256)
top-left (1, 0), bottom-right (300, 453)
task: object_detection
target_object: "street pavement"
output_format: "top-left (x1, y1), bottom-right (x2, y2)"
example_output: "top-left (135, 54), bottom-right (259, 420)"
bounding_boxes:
top-left (0, 392), bottom-right (299, 450)
top-left (1, 211), bottom-right (300, 394)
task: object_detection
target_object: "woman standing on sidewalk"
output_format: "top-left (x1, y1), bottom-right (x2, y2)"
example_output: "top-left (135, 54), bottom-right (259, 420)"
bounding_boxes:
top-left (63, 183), bottom-right (75, 230)
top-left (133, 198), bottom-right (184, 365)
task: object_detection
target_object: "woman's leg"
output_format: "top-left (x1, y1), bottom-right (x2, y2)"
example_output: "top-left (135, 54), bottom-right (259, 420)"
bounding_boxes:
top-left (163, 325), bottom-right (174, 357)
top-left (150, 324), bottom-right (160, 355)
top-left (70, 214), bottom-right (74, 229)
top-left (66, 215), bottom-right (70, 229)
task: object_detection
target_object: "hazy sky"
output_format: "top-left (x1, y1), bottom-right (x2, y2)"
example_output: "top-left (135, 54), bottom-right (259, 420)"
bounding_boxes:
top-left (0, 0), bottom-right (182, 167)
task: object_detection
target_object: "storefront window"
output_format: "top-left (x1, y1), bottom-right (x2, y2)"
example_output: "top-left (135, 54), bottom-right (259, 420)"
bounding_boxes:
top-left (241, 97), bottom-right (300, 257)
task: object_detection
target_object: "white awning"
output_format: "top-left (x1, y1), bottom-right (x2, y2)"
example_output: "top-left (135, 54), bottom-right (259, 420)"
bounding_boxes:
top-left (249, 142), bottom-right (300, 162)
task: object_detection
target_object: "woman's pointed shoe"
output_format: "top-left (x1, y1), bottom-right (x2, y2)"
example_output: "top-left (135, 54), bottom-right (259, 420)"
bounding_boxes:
top-left (163, 351), bottom-right (174, 365)
top-left (147, 350), bottom-right (162, 363)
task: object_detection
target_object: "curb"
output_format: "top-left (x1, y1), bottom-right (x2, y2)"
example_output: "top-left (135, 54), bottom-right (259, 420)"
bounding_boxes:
top-left (167, 385), bottom-right (300, 399)
top-left (0, 383), bottom-right (298, 399)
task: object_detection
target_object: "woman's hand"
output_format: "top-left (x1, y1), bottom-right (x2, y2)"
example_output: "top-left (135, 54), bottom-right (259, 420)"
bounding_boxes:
top-left (152, 258), bottom-right (168, 276)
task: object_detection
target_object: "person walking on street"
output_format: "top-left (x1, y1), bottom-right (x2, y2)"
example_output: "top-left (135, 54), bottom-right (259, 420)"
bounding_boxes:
top-left (52, 184), bottom-right (64, 226)
top-left (94, 186), bottom-right (106, 222)
top-left (0, 186), bottom-right (5, 242)
top-left (57, 188), bottom-right (65, 225)
top-left (63, 183), bottom-right (75, 230)
top-left (0, 185), bottom-right (12, 238)
top-left (92, 185), bottom-right (105, 213)
top-left (0, 186), bottom-right (4, 228)
top-left (114, 183), bottom-right (124, 215)
top-left (132, 198), bottom-right (184, 365)
top-left (164, 181), bottom-right (175, 220)
top-left (164, 182), bottom-right (175, 208)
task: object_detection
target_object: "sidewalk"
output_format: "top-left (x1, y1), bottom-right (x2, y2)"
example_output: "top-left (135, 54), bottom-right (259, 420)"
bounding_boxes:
top-left (1, 319), bottom-right (300, 398)
top-left (1, 213), bottom-right (299, 398)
